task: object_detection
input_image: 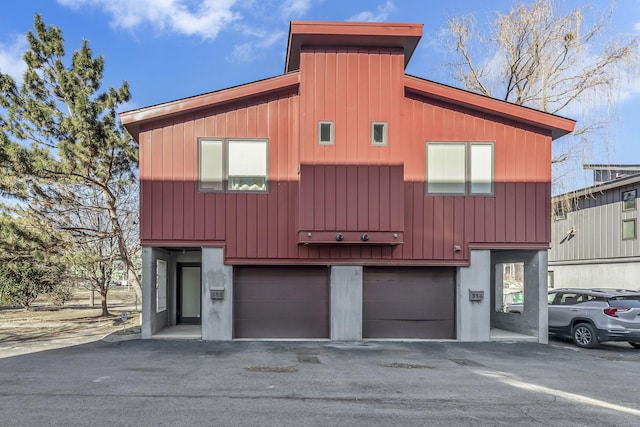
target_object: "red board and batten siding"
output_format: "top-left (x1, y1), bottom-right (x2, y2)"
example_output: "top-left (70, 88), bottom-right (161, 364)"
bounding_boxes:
top-left (139, 48), bottom-right (555, 265)
top-left (139, 89), bottom-right (301, 261)
top-left (298, 47), bottom-right (405, 165)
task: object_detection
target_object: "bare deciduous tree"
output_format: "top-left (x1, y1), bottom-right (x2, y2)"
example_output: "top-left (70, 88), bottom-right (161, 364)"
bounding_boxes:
top-left (443, 0), bottom-right (639, 193)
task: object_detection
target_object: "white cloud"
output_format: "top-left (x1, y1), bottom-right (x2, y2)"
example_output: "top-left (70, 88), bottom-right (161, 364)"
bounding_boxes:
top-left (347, 0), bottom-right (394, 22)
top-left (227, 30), bottom-right (286, 64)
top-left (280, 0), bottom-right (311, 18)
top-left (228, 42), bottom-right (253, 63)
top-left (0, 35), bottom-right (27, 80)
top-left (57, 0), bottom-right (240, 39)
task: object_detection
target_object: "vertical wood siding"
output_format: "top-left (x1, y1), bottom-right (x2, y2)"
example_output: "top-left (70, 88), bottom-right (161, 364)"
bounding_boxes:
top-left (550, 184), bottom-right (640, 261)
top-left (140, 47), bottom-right (555, 265)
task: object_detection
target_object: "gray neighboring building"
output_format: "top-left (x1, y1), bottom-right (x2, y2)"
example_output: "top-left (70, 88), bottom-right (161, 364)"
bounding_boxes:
top-left (549, 165), bottom-right (640, 290)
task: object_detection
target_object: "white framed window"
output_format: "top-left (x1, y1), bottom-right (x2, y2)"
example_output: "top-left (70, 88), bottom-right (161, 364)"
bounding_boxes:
top-left (623, 189), bottom-right (637, 211)
top-left (228, 139), bottom-right (268, 191)
top-left (622, 219), bottom-right (636, 240)
top-left (156, 259), bottom-right (166, 313)
top-left (199, 138), bottom-right (268, 193)
top-left (427, 143), bottom-right (466, 194)
top-left (371, 122), bottom-right (388, 146)
top-left (470, 143), bottom-right (493, 194)
top-left (318, 121), bottom-right (334, 145)
top-left (199, 139), bottom-right (223, 191)
top-left (426, 142), bottom-right (494, 195)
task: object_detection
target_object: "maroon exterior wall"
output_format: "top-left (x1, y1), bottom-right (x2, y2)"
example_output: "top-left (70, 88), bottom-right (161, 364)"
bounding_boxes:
top-left (137, 44), bottom-right (556, 266)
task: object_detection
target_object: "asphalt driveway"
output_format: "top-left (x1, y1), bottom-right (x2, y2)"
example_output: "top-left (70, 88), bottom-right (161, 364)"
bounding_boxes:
top-left (1, 338), bottom-right (640, 426)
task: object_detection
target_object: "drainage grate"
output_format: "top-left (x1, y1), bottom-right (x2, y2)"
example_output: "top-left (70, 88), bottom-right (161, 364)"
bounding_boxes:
top-left (298, 355), bottom-right (320, 364)
top-left (381, 362), bottom-right (433, 369)
top-left (449, 358), bottom-right (485, 367)
top-left (245, 366), bottom-right (299, 373)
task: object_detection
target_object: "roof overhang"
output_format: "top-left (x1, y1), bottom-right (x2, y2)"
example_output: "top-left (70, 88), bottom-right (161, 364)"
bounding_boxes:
top-left (404, 75), bottom-right (576, 140)
top-left (553, 172), bottom-right (640, 200)
top-left (285, 21), bottom-right (422, 73)
top-left (120, 72), bottom-right (300, 141)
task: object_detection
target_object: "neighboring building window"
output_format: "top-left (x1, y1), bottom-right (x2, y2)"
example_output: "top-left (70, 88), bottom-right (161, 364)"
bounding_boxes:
top-left (622, 219), bottom-right (636, 240)
top-left (318, 121), bottom-right (334, 145)
top-left (371, 122), bottom-right (387, 146)
top-left (553, 204), bottom-right (567, 221)
top-left (547, 271), bottom-right (554, 289)
top-left (623, 189), bottom-right (637, 211)
top-left (426, 142), bottom-right (494, 195)
top-left (199, 138), bottom-right (268, 192)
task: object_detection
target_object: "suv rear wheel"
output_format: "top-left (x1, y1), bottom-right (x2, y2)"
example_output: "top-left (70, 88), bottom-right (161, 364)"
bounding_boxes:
top-left (573, 323), bottom-right (599, 349)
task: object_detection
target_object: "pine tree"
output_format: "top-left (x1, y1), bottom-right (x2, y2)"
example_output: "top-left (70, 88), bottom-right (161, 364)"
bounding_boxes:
top-left (0, 15), bottom-right (141, 314)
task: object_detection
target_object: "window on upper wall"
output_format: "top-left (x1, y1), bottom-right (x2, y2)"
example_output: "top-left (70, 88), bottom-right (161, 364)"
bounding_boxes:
top-left (318, 121), bottom-right (334, 145)
top-left (623, 189), bottom-right (637, 211)
top-left (371, 122), bottom-right (387, 146)
top-left (426, 142), bottom-right (494, 195)
top-left (622, 219), bottom-right (636, 240)
top-left (199, 139), bottom-right (224, 191)
top-left (199, 138), bottom-right (268, 193)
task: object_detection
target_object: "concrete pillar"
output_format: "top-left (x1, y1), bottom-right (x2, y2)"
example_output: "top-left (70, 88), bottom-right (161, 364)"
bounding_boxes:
top-left (536, 250), bottom-right (549, 344)
top-left (201, 247), bottom-right (233, 341)
top-left (141, 247), bottom-right (155, 339)
top-left (330, 266), bottom-right (363, 341)
top-left (457, 250), bottom-right (491, 341)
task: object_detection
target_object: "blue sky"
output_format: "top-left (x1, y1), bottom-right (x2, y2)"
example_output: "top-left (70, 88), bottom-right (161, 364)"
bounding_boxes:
top-left (1, 0), bottom-right (639, 191)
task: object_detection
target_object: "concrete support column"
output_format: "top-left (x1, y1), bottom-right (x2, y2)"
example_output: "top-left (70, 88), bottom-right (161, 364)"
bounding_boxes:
top-left (201, 247), bottom-right (233, 341)
top-left (330, 266), bottom-right (363, 341)
top-left (141, 247), bottom-right (154, 339)
top-left (535, 250), bottom-right (549, 345)
top-left (457, 250), bottom-right (491, 342)
top-left (141, 247), bottom-right (168, 339)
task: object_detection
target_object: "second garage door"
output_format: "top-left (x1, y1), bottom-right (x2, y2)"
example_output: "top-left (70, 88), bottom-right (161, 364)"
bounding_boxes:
top-left (363, 266), bottom-right (456, 339)
top-left (234, 266), bottom-right (329, 339)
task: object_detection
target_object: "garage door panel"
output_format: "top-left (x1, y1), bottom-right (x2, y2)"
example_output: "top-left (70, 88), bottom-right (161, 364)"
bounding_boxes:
top-left (235, 318), bottom-right (328, 339)
top-left (364, 301), bottom-right (453, 320)
top-left (234, 266), bottom-right (329, 338)
top-left (235, 300), bottom-right (329, 320)
top-left (363, 267), bottom-right (455, 339)
top-left (363, 319), bottom-right (455, 339)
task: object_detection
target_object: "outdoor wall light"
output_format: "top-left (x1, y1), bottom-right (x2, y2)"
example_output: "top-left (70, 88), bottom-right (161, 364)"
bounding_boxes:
top-left (361, 233), bottom-right (369, 241)
top-left (453, 245), bottom-right (461, 252)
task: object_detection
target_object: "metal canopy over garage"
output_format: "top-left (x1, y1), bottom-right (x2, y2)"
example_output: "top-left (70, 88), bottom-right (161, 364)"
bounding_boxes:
top-left (363, 267), bottom-right (456, 339)
top-left (233, 266), bottom-right (330, 339)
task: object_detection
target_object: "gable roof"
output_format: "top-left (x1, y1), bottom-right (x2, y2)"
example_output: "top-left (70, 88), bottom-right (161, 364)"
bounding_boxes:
top-left (120, 72), bottom-right (299, 141)
top-left (553, 171), bottom-right (640, 201)
top-left (120, 20), bottom-right (576, 143)
top-left (404, 75), bottom-right (575, 140)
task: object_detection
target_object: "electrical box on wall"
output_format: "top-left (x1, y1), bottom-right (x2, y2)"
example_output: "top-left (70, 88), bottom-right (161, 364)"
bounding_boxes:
top-left (469, 290), bottom-right (484, 302)
top-left (210, 287), bottom-right (225, 300)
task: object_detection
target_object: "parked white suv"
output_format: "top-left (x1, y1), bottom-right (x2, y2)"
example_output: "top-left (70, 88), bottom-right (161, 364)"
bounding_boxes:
top-left (548, 288), bottom-right (640, 349)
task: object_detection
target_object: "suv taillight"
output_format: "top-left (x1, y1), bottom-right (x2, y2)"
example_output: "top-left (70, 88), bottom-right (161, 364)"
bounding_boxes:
top-left (604, 307), bottom-right (630, 317)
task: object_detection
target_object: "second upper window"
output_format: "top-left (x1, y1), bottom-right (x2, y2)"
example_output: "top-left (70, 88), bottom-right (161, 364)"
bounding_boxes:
top-left (371, 122), bottom-right (387, 146)
top-left (426, 142), bottom-right (494, 195)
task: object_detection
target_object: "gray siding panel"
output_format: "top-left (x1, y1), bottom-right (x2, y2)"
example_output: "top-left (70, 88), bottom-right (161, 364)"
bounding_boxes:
top-left (550, 182), bottom-right (639, 262)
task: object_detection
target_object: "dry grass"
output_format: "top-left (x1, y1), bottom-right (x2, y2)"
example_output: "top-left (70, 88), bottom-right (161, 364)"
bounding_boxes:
top-left (0, 287), bottom-right (141, 346)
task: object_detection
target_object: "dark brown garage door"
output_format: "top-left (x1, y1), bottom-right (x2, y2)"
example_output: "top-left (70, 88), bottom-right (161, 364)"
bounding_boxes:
top-left (234, 266), bottom-right (329, 339)
top-left (363, 267), bottom-right (455, 339)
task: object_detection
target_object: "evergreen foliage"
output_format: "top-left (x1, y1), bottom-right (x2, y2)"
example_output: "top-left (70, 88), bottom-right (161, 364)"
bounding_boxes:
top-left (0, 15), bottom-right (141, 315)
